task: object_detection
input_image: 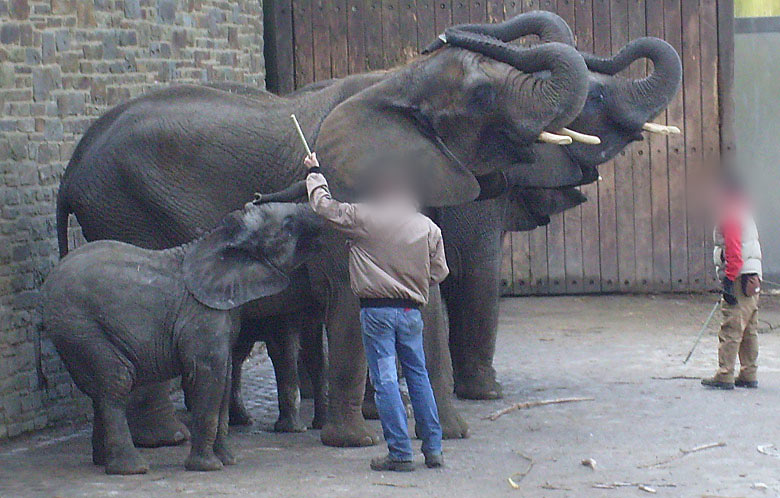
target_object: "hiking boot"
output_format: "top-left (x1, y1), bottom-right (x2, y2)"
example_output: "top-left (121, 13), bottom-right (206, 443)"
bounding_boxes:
top-left (370, 455), bottom-right (414, 472)
top-left (424, 452), bottom-right (444, 468)
top-left (701, 377), bottom-right (735, 390)
top-left (735, 378), bottom-right (758, 388)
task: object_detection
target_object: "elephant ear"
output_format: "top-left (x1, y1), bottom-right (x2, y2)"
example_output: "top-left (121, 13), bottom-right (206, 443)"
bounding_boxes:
top-left (182, 213), bottom-right (290, 310)
top-left (504, 187), bottom-right (587, 231)
top-left (315, 90), bottom-right (481, 206)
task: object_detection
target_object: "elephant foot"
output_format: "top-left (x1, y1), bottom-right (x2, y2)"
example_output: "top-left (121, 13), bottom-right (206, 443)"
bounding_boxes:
top-left (214, 442), bottom-right (237, 466)
top-left (437, 407), bottom-right (470, 440)
top-left (274, 415), bottom-right (307, 433)
top-left (127, 406), bottom-right (190, 448)
top-left (320, 415), bottom-right (380, 447)
top-left (311, 414), bottom-right (325, 430)
top-left (228, 403), bottom-right (254, 426)
top-left (185, 451), bottom-right (224, 472)
top-left (92, 448), bottom-right (106, 466)
top-left (454, 376), bottom-right (503, 400)
top-left (129, 417), bottom-right (190, 448)
top-left (104, 449), bottom-right (149, 475)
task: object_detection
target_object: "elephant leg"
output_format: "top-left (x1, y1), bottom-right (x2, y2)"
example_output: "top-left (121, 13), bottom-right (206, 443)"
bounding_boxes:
top-left (91, 400), bottom-right (107, 466)
top-left (228, 333), bottom-right (255, 426)
top-left (182, 353), bottom-right (230, 471)
top-left (421, 285), bottom-right (469, 439)
top-left (100, 397), bottom-right (150, 475)
top-left (126, 381), bottom-right (190, 448)
top-left (300, 311), bottom-right (327, 429)
top-left (53, 325), bottom-right (148, 474)
top-left (266, 325), bottom-right (307, 433)
top-left (320, 285), bottom-right (379, 447)
top-left (213, 364), bottom-right (237, 466)
top-left (298, 357), bottom-right (314, 399)
top-left (447, 258), bottom-right (503, 400)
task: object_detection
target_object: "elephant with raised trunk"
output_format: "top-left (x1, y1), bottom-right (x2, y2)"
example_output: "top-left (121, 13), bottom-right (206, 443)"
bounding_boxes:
top-left (424, 11), bottom-right (683, 400)
top-left (57, 16), bottom-right (593, 448)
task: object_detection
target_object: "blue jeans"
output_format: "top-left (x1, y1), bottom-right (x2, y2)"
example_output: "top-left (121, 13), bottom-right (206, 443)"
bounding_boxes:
top-left (360, 307), bottom-right (442, 461)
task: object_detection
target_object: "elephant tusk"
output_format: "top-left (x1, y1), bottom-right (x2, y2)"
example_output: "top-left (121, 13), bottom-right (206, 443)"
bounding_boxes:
top-left (438, 33), bottom-right (447, 43)
top-left (558, 128), bottom-right (601, 145)
top-left (642, 122), bottom-right (681, 135)
top-left (538, 131), bottom-right (573, 145)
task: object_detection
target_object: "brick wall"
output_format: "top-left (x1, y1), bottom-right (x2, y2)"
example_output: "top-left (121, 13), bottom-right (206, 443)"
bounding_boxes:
top-left (0, 0), bottom-right (264, 440)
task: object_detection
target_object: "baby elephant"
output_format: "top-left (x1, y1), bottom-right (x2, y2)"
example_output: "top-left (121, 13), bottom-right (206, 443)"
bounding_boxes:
top-left (40, 202), bottom-right (320, 474)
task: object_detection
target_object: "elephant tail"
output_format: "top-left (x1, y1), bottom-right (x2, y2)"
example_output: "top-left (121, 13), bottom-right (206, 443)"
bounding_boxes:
top-left (56, 188), bottom-right (71, 258)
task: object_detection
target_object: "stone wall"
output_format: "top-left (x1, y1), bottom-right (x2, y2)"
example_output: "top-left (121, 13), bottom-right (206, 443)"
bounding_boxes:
top-left (0, 0), bottom-right (264, 440)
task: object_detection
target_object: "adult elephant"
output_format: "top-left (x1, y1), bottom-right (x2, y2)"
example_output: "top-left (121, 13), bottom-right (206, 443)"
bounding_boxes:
top-left (426, 12), bottom-right (683, 399)
top-left (56, 19), bottom-right (592, 448)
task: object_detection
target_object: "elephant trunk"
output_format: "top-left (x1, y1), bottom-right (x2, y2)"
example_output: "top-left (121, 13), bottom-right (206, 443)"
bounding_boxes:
top-left (441, 29), bottom-right (588, 132)
top-left (423, 10), bottom-right (574, 53)
top-left (253, 180), bottom-right (308, 204)
top-left (582, 37), bottom-right (682, 123)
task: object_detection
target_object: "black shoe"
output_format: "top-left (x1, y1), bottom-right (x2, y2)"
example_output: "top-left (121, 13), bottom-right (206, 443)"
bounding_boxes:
top-left (701, 377), bottom-right (735, 390)
top-left (735, 379), bottom-right (758, 388)
top-left (370, 455), bottom-right (414, 472)
top-left (424, 452), bottom-right (443, 468)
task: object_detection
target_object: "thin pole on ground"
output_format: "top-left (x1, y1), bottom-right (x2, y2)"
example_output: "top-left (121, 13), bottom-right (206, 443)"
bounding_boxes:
top-left (683, 300), bottom-right (721, 364)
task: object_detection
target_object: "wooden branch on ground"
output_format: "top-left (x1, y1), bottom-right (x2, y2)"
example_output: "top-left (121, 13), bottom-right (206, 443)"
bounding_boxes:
top-left (507, 452), bottom-right (534, 489)
top-left (485, 397), bottom-right (594, 421)
top-left (638, 442), bottom-right (726, 468)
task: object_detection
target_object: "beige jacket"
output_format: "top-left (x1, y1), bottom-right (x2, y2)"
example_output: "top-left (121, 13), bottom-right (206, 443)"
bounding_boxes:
top-left (306, 172), bottom-right (449, 306)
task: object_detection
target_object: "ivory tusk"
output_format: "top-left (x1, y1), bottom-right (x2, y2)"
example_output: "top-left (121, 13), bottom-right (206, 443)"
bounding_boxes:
top-left (538, 131), bottom-right (573, 145)
top-left (642, 122), bottom-right (681, 135)
top-left (559, 128), bottom-right (601, 145)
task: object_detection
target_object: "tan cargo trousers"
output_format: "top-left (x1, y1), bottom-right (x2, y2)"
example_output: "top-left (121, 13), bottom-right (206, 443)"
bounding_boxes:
top-left (714, 281), bottom-right (759, 383)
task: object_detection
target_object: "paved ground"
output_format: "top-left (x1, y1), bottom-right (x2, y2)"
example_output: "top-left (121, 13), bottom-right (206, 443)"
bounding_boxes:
top-left (3, 294), bottom-right (780, 497)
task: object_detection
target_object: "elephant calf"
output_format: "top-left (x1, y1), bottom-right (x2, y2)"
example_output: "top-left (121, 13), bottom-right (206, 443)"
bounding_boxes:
top-left (40, 202), bottom-right (320, 474)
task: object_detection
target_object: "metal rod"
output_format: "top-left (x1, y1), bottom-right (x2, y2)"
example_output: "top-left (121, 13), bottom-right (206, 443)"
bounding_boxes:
top-left (290, 114), bottom-right (312, 156)
top-left (683, 300), bottom-right (721, 364)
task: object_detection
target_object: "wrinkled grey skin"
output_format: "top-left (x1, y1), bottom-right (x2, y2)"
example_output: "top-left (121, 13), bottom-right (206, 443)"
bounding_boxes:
top-left (430, 12), bottom-right (682, 400)
top-left (229, 271), bottom-right (326, 432)
top-left (40, 202), bottom-right (321, 474)
top-left (56, 33), bottom-right (591, 447)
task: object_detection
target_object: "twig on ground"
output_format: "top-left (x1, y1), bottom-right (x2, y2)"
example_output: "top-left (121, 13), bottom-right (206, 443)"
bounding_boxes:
top-left (507, 452), bottom-right (534, 489)
top-left (540, 482), bottom-right (572, 491)
top-left (651, 375), bottom-right (701, 380)
top-left (373, 482), bottom-right (418, 488)
top-left (593, 482), bottom-right (676, 491)
top-left (757, 444), bottom-right (780, 458)
top-left (485, 397), bottom-right (594, 421)
top-left (638, 442), bottom-right (726, 468)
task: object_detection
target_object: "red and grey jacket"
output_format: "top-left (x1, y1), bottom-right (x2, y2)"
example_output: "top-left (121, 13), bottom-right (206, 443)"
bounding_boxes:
top-left (713, 204), bottom-right (762, 281)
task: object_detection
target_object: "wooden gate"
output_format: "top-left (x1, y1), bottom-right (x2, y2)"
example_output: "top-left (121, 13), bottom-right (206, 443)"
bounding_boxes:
top-left (264, 0), bottom-right (734, 294)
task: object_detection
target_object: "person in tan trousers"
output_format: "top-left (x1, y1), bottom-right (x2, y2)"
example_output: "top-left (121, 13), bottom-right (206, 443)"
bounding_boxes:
top-left (702, 177), bottom-right (762, 390)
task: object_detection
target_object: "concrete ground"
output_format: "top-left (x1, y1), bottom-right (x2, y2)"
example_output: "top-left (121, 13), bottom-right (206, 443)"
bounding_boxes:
top-left (2, 294), bottom-right (780, 497)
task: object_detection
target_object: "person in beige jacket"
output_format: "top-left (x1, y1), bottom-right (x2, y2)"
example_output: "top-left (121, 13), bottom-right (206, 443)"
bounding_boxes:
top-left (304, 152), bottom-right (447, 472)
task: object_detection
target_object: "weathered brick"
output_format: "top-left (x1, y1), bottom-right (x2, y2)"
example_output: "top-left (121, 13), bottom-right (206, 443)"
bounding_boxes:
top-left (1, 0), bottom-right (265, 443)
top-left (32, 66), bottom-right (61, 102)
top-left (124, 0), bottom-right (141, 19)
top-left (1, 23), bottom-right (20, 44)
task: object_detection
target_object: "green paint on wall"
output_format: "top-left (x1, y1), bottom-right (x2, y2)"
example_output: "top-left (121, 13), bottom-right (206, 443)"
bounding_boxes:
top-left (736, 0), bottom-right (780, 17)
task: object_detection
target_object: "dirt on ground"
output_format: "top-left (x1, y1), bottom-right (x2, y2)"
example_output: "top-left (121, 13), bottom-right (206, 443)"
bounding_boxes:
top-left (2, 294), bottom-right (780, 497)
